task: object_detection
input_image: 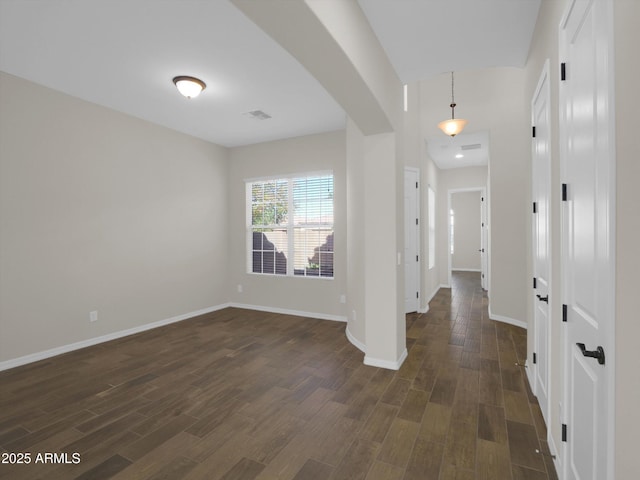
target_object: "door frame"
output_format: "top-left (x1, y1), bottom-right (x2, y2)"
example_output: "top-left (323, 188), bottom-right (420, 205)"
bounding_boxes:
top-left (530, 58), bottom-right (552, 432)
top-left (559, 0), bottom-right (616, 477)
top-left (447, 187), bottom-right (487, 289)
top-left (404, 166), bottom-right (420, 313)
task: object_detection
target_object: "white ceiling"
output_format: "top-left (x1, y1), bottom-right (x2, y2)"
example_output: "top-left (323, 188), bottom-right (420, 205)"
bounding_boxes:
top-left (358, 0), bottom-right (541, 83)
top-left (426, 131), bottom-right (490, 170)
top-left (0, 0), bottom-right (346, 147)
top-left (0, 0), bottom-right (540, 149)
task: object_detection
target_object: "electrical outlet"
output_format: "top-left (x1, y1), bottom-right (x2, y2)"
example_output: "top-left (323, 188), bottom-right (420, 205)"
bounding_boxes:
top-left (89, 311), bottom-right (98, 322)
top-left (339, 294), bottom-right (346, 304)
top-left (237, 284), bottom-right (243, 293)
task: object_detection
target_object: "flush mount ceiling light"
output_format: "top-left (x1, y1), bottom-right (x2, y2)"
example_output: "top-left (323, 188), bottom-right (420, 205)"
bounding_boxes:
top-left (172, 76), bottom-right (206, 99)
top-left (438, 72), bottom-right (467, 137)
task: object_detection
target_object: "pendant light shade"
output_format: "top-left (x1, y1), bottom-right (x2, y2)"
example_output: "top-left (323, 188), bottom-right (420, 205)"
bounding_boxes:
top-left (438, 72), bottom-right (467, 137)
top-left (438, 118), bottom-right (468, 137)
top-left (173, 76), bottom-right (206, 98)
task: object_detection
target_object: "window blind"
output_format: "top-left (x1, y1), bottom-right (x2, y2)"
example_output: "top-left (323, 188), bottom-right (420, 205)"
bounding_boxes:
top-left (247, 174), bottom-right (334, 278)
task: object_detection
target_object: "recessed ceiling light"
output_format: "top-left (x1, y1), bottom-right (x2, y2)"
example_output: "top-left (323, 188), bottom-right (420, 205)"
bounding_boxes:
top-left (455, 154), bottom-right (464, 158)
top-left (172, 76), bottom-right (206, 99)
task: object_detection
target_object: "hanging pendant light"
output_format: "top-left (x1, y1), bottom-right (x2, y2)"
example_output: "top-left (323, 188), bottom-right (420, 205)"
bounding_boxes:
top-left (438, 72), bottom-right (467, 137)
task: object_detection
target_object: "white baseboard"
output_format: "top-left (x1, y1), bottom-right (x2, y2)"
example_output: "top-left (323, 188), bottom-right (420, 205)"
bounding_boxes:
top-left (345, 325), bottom-right (365, 353)
top-left (420, 284), bottom-right (449, 312)
top-left (488, 305), bottom-right (527, 329)
top-left (229, 303), bottom-right (347, 323)
top-left (0, 303), bottom-right (231, 372)
top-left (452, 268), bottom-right (481, 272)
top-left (364, 348), bottom-right (408, 371)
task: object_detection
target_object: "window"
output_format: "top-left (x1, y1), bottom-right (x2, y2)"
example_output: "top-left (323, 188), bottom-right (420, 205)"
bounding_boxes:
top-left (247, 173), bottom-right (334, 278)
top-left (428, 186), bottom-right (435, 269)
top-left (450, 208), bottom-right (455, 255)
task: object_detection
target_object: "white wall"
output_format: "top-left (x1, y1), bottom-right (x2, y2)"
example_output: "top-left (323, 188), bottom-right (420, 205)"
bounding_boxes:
top-left (345, 119), bottom-right (366, 345)
top-left (226, 131), bottom-right (347, 320)
top-left (613, 0), bottom-right (640, 477)
top-left (451, 191), bottom-right (481, 271)
top-left (0, 72), bottom-right (229, 364)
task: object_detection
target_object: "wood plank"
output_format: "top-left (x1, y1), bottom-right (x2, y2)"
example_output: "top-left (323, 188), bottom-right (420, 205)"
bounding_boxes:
top-left (429, 367), bottom-right (458, 406)
top-left (145, 456), bottom-right (198, 480)
top-left (63, 412), bottom-right (146, 455)
top-left (118, 414), bottom-right (198, 461)
top-left (503, 390), bottom-right (534, 425)
top-left (397, 389), bottom-right (430, 423)
top-left (476, 438), bottom-right (513, 480)
top-left (506, 420), bottom-right (546, 472)
top-left (291, 459), bottom-right (334, 480)
top-left (513, 465), bottom-right (549, 480)
top-left (403, 436), bottom-right (444, 480)
top-left (412, 365), bottom-right (437, 392)
top-left (478, 403), bottom-right (508, 444)
top-left (376, 418), bottom-right (419, 468)
top-left (220, 457), bottom-right (265, 480)
top-left (380, 378), bottom-right (412, 406)
top-left (108, 431), bottom-right (201, 480)
top-left (442, 420), bottom-right (476, 470)
top-left (358, 403), bottom-right (398, 443)
top-left (439, 464), bottom-right (476, 480)
top-left (364, 461), bottom-right (404, 480)
top-left (330, 438), bottom-right (379, 480)
top-left (418, 402), bottom-right (452, 444)
top-left (479, 359), bottom-right (504, 407)
top-left (74, 454), bottom-right (132, 480)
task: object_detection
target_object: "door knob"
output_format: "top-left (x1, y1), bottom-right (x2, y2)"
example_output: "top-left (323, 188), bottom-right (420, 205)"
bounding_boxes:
top-left (536, 294), bottom-right (549, 303)
top-left (576, 343), bottom-right (606, 365)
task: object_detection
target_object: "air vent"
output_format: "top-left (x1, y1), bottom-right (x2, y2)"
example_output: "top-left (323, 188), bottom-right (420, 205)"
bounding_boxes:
top-left (461, 143), bottom-right (481, 151)
top-left (244, 110), bottom-right (272, 120)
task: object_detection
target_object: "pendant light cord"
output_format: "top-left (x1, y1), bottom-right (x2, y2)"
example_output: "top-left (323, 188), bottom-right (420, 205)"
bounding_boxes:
top-left (450, 71), bottom-right (456, 119)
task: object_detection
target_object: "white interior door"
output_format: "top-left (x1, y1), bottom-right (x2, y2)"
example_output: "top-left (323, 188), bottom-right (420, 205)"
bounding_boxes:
top-left (560, 0), bottom-right (615, 478)
top-left (531, 60), bottom-right (551, 427)
top-left (404, 168), bottom-right (419, 313)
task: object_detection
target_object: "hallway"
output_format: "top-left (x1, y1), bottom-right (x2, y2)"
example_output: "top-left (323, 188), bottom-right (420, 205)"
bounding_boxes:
top-left (409, 271), bottom-right (558, 479)
top-left (0, 273), bottom-right (557, 479)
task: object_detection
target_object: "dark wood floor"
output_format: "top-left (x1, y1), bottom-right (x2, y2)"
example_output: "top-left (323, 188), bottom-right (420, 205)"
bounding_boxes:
top-left (0, 272), bottom-right (557, 480)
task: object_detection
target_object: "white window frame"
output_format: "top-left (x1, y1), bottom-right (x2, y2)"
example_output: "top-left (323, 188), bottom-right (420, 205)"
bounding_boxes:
top-left (245, 171), bottom-right (334, 279)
